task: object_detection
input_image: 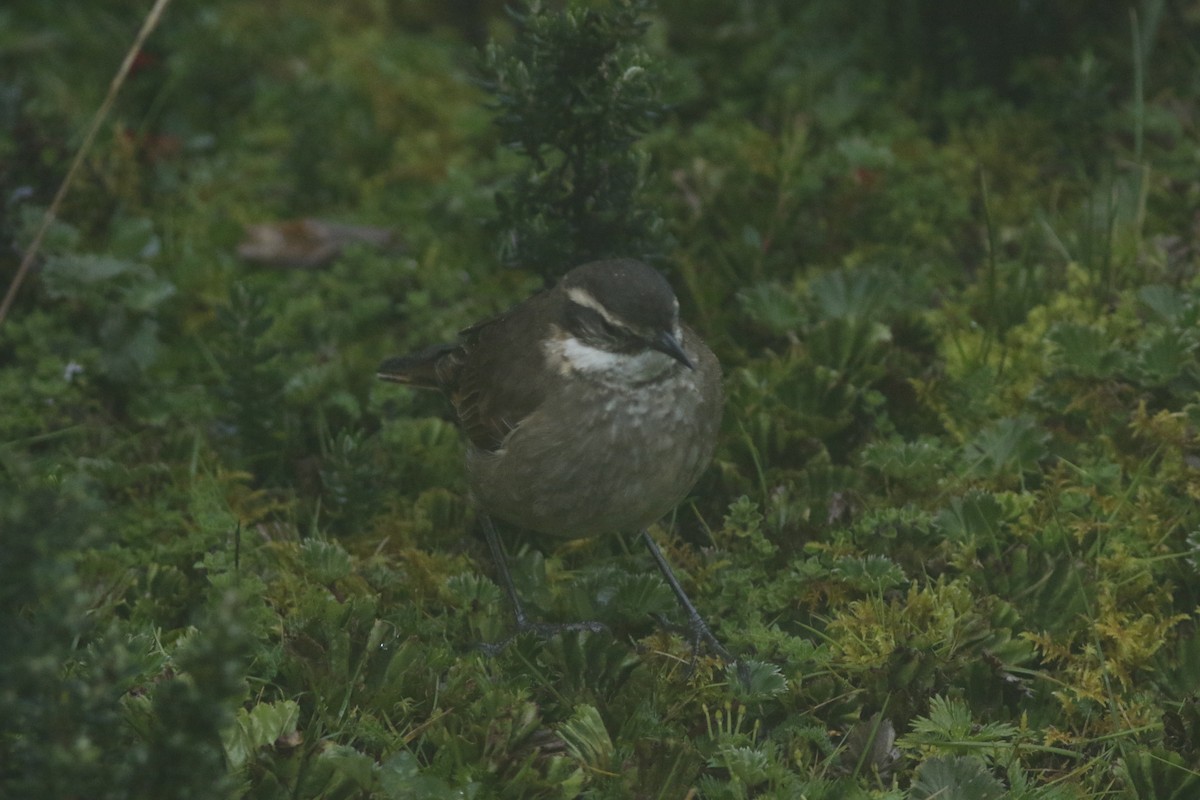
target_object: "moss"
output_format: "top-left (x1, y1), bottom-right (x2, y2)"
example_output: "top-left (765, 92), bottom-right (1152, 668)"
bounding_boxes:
top-left (4, 0), bottom-right (1200, 796)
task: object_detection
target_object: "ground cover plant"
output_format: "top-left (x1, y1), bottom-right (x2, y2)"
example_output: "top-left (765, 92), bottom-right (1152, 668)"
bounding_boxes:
top-left (3, 0), bottom-right (1200, 797)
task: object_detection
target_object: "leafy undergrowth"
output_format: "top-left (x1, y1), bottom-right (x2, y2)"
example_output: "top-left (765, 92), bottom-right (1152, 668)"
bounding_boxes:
top-left (4, 1), bottom-right (1200, 798)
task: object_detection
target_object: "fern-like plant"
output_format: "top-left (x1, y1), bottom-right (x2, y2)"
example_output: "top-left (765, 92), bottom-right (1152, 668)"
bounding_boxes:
top-left (482, 0), bottom-right (667, 279)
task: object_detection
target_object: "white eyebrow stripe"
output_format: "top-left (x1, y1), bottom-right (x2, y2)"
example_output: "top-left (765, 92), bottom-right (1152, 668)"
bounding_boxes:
top-left (565, 286), bottom-right (622, 327)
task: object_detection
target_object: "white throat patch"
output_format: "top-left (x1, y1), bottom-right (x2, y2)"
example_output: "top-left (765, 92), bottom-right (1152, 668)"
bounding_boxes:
top-left (546, 334), bottom-right (677, 384)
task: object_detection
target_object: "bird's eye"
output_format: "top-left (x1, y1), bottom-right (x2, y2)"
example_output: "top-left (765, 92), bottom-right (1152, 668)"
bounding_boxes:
top-left (568, 305), bottom-right (602, 332)
top-left (568, 304), bottom-right (602, 332)
top-left (568, 304), bottom-right (631, 345)
top-left (598, 316), bottom-right (624, 338)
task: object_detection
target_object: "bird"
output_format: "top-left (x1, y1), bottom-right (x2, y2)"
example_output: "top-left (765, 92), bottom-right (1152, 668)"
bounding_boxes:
top-left (377, 258), bottom-right (729, 660)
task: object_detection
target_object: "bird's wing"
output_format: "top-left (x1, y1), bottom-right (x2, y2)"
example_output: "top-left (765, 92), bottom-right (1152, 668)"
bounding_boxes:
top-left (450, 291), bottom-right (558, 453)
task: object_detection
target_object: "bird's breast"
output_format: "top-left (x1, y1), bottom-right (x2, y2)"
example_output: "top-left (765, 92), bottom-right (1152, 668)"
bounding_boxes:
top-left (465, 357), bottom-right (721, 538)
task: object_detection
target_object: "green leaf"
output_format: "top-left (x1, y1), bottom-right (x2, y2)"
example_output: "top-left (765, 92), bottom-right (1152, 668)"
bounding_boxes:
top-left (41, 253), bottom-right (146, 292)
top-left (318, 744), bottom-right (378, 790)
top-left (910, 756), bottom-right (1006, 800)
top-left (107, 214), bottom-right (162, 261)
top-left (222, 699), bottom-right (300, 770)
top-left (904, 696), bottom-right (1018, 747)
top-left (1047, 323), bottom-right (1124, 378)
top-left (809, 267), bottom-right (904, 321)
top-left (299, 539), bottom-right (354, 584)
top-left (1133, 329), bottom-right (1196, 385)
top-left (1138, 284), bottom-right (1187, 323)
top-left (830, 555), bottom-right (907, 592)
top-left (1119, 747), bottom-right (1200, 800)
top-left (861, 436), bottom-right (954, 485)
top-left (708, 744), bottom-right (772, 786)
top-left (936, 491), bottom-right (1006, 547)
top-left (379, 751), bottom-right (472, 800)
top-left (962, 416), bottom-right (1048, 479)
top-left (738, 281), bottom-right (807, 333)
top-left (558, 704), bottom-right (614, 770)
top-left (729, 658), bottom-right (789, 703)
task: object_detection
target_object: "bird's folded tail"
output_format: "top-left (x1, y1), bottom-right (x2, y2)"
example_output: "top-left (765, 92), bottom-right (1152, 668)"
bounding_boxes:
top-left (376, 343), bottom-right (460, 390)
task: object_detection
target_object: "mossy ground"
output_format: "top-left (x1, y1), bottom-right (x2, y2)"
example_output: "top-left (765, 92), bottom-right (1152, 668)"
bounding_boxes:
top-left (3, 2), bottom-right (1200, 798)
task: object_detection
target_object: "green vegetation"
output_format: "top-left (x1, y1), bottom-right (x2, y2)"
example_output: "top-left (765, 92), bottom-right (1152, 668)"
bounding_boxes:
top-left (3, 0), bottom-right (1199, 797)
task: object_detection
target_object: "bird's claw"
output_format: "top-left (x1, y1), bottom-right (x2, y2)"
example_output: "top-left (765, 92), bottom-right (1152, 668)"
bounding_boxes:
top-left (476, 617), bottom-right (609, 656)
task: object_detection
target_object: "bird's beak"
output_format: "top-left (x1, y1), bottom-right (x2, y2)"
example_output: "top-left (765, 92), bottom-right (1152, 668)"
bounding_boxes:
top-left (652, 330), bottom-right (694, 369)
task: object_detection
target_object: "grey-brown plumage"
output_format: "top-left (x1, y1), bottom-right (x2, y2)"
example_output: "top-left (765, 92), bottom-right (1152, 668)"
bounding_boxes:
top-left (378, 258), bottom-right (723, 539)
top-left (379, 258), bottom-right (735, 663)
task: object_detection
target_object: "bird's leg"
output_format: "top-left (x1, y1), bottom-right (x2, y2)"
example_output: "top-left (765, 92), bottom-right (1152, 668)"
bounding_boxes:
top-left (477, 514), bottom-right (606, 655)
top-left (641, 529), bottom-right (736, 668)
top-left (481, 513), bottom-right (533, 631)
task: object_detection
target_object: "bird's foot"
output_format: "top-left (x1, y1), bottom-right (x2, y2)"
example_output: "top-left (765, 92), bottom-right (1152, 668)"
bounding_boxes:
top-left (651, 612), bottom-right (747, 683)
top-left (640, 530), bottom-right (744, 680)
top-left (476, 615), bottom-right (608, 657)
